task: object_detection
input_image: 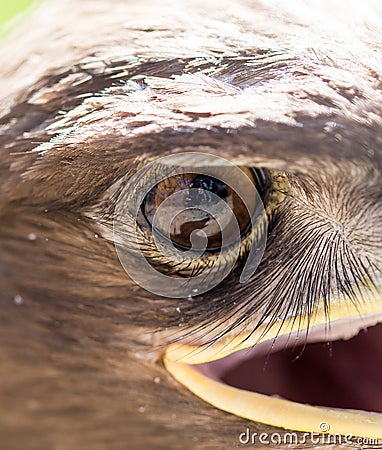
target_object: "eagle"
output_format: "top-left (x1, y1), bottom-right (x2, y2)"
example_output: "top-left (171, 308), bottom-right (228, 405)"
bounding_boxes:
top-left (0, 0), bottom-right (381, 448)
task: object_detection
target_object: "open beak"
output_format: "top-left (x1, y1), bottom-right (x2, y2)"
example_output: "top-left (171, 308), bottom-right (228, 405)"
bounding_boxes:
top-left (164, 284), bottom-right (382, 440)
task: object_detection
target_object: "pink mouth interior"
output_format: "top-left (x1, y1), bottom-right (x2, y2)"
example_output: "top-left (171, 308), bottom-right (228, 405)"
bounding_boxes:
top-left (198, 323), bottom-right (382, 413)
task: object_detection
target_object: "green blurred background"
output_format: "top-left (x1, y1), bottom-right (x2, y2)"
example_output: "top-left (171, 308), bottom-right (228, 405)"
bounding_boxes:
top-left (0, 0), bottom-right (40, 37)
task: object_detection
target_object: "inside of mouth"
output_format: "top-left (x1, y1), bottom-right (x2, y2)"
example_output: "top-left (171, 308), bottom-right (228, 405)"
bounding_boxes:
top-left (197, 323), bottom-right (382, 413)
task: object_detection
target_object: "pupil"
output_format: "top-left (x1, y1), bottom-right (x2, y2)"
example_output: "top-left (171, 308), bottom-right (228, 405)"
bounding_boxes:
top-left (190, 175), bottom-right (228, 199)
top-left (186, 175), bottom-right (228, 207)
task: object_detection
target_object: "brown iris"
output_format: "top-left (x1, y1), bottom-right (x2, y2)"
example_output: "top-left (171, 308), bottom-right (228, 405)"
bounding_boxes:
top-left (142, 168), bottom-right (260, 252)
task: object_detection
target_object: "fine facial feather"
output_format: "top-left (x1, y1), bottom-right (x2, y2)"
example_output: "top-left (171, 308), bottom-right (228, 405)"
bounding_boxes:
top-left (0, 0), bottom-right (382, 449)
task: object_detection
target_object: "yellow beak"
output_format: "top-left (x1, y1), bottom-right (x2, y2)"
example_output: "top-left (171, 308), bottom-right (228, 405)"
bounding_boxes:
top-left (165, 286), bottom-right (382, 439)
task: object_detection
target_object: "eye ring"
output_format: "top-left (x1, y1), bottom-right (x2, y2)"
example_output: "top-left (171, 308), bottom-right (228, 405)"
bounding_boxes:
top-left (113, 152), bottom-right (269, 298)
